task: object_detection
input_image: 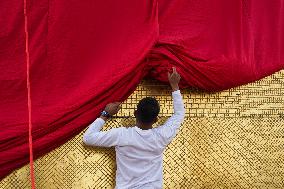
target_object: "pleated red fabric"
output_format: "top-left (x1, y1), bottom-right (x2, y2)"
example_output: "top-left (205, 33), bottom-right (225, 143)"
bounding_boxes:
top-left (0, 0), bottom-right (283, 179)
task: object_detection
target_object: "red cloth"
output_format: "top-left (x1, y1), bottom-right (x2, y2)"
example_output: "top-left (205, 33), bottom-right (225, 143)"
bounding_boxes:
top-left (0, 0), bottom-right (283, 179)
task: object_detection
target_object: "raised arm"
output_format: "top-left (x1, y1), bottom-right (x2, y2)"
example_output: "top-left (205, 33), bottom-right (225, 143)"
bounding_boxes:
top-left (155, 67), bottom-right (185, 146)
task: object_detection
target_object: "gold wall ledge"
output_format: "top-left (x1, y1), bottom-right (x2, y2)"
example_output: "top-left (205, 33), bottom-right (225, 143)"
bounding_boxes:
top-left (1, 71), bottom-right (284, 189)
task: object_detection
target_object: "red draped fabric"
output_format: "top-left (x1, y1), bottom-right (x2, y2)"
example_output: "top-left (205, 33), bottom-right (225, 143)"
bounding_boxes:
top-left (0, 0), bottom-right (283, 179)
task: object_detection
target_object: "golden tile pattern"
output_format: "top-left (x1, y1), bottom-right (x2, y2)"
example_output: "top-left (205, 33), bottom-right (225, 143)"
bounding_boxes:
top-left (1, 71), bottom-right (284, 189)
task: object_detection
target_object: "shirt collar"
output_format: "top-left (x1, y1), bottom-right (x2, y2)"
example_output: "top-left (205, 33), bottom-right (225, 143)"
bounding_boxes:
top-left (134, 126), bottom-right (152, 135)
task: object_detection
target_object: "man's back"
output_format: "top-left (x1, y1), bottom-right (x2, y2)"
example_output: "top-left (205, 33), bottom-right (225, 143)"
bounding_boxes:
top-left (115, 127), bottom-right (164, 188)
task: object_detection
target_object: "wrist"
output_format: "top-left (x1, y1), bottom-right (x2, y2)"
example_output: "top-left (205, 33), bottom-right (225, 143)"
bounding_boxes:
top-left (100, 110), bottom-right (111, 121)
top-left (99, 115), bottom-right (108, 121)
top-left (171, 84), bottom-right (179, 91)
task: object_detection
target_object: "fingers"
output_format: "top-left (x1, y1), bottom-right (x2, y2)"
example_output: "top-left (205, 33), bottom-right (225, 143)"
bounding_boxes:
top-left (117, 106), bottom-right (121, 111)
top-left (115, 102), bottom-right (122, 109)
top-left (115, 104), bottom-right (121, 111)
top-left (168, 67), bottom-right (176, 76)
top-left (109, 102), bottom-right (122, 109)
top-left (111, 102), bottom-right (121, 105)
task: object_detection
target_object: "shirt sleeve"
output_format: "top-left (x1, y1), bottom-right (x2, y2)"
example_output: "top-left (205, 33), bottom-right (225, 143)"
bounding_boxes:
top-left (155, 90), bottom-right (185, 146)
top-left (82, 118), bottom-right (124, 147)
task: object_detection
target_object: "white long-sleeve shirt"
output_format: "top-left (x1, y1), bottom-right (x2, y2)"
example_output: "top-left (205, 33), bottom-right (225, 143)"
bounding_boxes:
top-left (83, 90), bottom-right (185, 189)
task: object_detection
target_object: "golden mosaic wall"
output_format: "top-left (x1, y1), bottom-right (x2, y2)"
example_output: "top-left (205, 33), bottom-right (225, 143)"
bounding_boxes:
top-left (1, 71), bottom-right (284, 189)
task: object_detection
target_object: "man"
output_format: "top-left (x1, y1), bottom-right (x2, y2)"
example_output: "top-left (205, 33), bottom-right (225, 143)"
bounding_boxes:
top-left (83, 67), bottom-right (185, 189)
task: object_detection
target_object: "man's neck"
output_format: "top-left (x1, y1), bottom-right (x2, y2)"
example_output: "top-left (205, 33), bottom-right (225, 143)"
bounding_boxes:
top-left (136, 122), bottom-right (153, 130)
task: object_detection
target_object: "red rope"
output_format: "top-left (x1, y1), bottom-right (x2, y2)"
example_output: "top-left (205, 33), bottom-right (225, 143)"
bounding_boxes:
top-left (24, 0), bottom-right (36, 188)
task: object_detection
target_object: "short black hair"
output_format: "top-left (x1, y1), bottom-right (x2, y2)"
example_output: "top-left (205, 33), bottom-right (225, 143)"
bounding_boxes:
top-left (136, 97), bottom-right (160, 124)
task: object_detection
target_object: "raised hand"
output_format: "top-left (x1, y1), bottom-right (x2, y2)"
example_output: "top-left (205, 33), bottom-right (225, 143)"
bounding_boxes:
top-left (168, 67), bottom-right (181, 91)
top-left (104, 102), bottom-right (121, 116)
